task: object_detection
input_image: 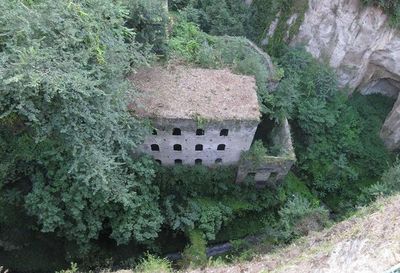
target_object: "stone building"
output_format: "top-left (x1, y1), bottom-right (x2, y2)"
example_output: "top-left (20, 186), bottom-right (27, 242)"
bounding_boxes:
top-left (130, 64), bottom-right (295, 186)
top-left (130, 65), bottom-right (260, 166)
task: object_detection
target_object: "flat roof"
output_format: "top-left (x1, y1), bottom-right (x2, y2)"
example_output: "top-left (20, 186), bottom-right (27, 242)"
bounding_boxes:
top-left (129, 65), bottom-right (260, 121)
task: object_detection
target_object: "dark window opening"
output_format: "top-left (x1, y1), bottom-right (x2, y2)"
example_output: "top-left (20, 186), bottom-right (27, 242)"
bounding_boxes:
top-left (195, 159), bottom-right (202, 165)
top-left (151, 144), bottom-right (159, 151)
top-left (175, 159), bottom-right (183, 165)
top-left (155, 159), bottom-right (162, 165)
top-left (173, 144), bottom-right (182, 151)
top-left (195, 144), bottom-right (203, 151)
top-left (217, 144), bottom-right (226, 151)
top-left (152, 129), bottom-right (157, 135)
top-left (220, 129), bottom-right (229, 136)
top-left (196, 129), bottom-right (204, 135)
top-left (215, 158), bottom-right (222, 164)
top-left (172, 128), bottom-right (181, 135)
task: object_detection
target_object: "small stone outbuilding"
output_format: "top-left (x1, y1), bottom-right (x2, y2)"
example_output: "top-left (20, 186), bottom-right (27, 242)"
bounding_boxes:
top-left (130, 65), bottom-right (260, 166)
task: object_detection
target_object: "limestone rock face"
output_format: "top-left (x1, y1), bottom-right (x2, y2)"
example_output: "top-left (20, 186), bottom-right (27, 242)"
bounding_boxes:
top-left (260, 0), bottom-right (400, 150)
top-left (294, 0), bottom-right (400, 90)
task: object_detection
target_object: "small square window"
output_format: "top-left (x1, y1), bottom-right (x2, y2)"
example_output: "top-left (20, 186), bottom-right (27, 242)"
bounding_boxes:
top-left (195, 144), bottom-right (203, 151)
top-left (152, 129), bottom-right (158, 135)
top-left (217, 144), bottom-right (226, 151)
top-left (220, 129), bottom-right (229, 136)
top-left (172, 128), bottom-right (181, 135)
top-left (196, 129), bottom-right (204, 135)
top-left (173, 144), bottom-right (182, 151)
top-left (151, 144), bottom-right (159, 151)
top-left (175, 159), bottom-right (183, 165)
top-left (195, 159), bottom-right (202, 165)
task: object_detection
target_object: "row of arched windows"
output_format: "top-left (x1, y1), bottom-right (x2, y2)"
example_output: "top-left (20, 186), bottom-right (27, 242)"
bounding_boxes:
top-left (155, 158), bottom-right (223, 166)
top-left (151, 144), bottom-right (226, 151)
top-left (152, 128), bottom-right (229, 136)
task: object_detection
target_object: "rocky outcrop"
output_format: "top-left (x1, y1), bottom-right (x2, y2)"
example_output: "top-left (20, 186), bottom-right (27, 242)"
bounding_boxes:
top-left (294, 0), bottom-right (400, 90)
top-left (260, 0), bottom-right (400, 150)
top-left (294, 0), bottom-right (400, 150)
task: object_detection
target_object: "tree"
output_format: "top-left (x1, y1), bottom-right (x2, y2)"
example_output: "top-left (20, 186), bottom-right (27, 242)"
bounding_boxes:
top-left (0, 0), bottom-right (162, 253)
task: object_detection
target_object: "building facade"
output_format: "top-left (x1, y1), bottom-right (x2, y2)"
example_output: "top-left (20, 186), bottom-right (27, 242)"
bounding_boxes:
top-left (130, 65), bottom-right (260, 166)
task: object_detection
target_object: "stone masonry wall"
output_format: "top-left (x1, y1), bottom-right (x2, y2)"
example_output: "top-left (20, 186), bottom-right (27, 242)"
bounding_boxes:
top-left (139, 118), bottom-right (259, 166)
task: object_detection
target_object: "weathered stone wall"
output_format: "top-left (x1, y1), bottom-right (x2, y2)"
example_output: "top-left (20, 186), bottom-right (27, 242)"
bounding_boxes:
top-left (236, 119), bottom-right (295, 187)
top-left (139, 118), bottom-right (259, 166)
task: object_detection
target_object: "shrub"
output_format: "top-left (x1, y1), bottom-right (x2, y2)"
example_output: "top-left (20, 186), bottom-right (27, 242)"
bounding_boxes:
top-left (278, 195), bottom-right (329, 240)
top-left (123, 0), bottom-right (169, 54)
top-left (168, 16), bottom-right (212, 62)
top-left (359, 160), bottom-right (400, 205)
top-left (56, 263), bottom-right (78, 273)
top-left (176, 0), bottom-right (254, 37)
top-left (134, 254), bottom-right (172, 273)
top-left (181, 230), bottom-right (207, 268)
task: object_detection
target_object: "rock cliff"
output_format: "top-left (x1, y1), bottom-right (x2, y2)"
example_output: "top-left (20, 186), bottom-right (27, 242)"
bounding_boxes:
top-left (259, 0), bottom-right (400, 150)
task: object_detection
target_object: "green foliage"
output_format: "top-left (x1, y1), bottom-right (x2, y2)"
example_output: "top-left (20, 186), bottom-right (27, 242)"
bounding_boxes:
top-left (168, 16), bottom-right (212, 62)
top-left (278, 195), bottom-right (330, 240)
top-left (157, 165), bottom-right (281, 241)
top-left (359, 159), bottom-right (400, 205)
top-left (266, 47), bottom-right (394, 214)
top-left (0, 0), bottom-right (162, 255)
top-left (56, 263), bottom-right (79, 273)
top-left (134, 253), bottom-right (173, 273)
top-left (281, 172), bottom-right (319, 204)
top-left (168, 17), bottom-right (273, 114)
top-left (171, 0), bottom-right (253, 37)
top-left (362, 0), bottom-right (400, 28)
top-left (250, 0), bottom-right (309, 57)
top-left (123, 0), bottom-right (169, 54)
top-left (240, 140), bottom-right (268, 167)
top-left (181, 230), bottom-right (207, 268)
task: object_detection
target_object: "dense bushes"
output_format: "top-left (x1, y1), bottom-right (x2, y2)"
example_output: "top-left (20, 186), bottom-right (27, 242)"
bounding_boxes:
top-left (156, 165), bottom-right (282, 241)
top-left (278, 195), bottom-right (330, 240)
top-left (169, 0), bottom-right (253, 37)
top-left (0, 0), bottom-right (162, 259)
top-left (123, 0), bottom-right (169, 54)
top-left (268, 46), bottom-right (394, 214)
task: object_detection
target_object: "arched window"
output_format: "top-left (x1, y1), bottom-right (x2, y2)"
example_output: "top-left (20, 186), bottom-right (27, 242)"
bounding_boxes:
top-left (195, 159), bottom-right (202, 165)
top-left (215, 158), bottom-right (222, 164)
top-left (196, 129), bottom-right (204, 135)
top-left (173, 144), bottom-right (182, 151)
top-left (155, 159), bottom-right (162, 165)
top-left (172, 128), bottom-right (181, 135)
top-left (195, 144), bottom-right (203, 151)
top-left (217, 144), bottom-right (226, 151)
top-left (175, 159), bottom-right (183, 165)
top-left (152, 129), bottom-right (158, 135)
top-left (220, 129), bottom-right (229, 136)
top-left (151, 144), bottom-right (159, 151)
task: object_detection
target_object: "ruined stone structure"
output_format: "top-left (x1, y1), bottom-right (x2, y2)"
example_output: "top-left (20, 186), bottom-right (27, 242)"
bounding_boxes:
top-left (130, 65), bottom-right (260, 166)
top-left (130, 65), bottom-right (295, 185)
top-left (235, 118), bottom-right (295, 187)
